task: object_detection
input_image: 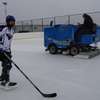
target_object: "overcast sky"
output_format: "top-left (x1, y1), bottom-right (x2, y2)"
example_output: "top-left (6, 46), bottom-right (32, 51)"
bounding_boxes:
top-left (0, 0), bottom-right (100, 23)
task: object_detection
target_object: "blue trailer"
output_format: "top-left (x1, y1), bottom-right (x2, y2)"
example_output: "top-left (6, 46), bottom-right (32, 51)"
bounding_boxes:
top-left (44, 24), bottom-right (100, 56)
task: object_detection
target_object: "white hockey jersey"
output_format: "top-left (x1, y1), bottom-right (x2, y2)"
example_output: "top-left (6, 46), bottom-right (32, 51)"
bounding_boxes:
top-left (0, 27), bottom-right (14, 52)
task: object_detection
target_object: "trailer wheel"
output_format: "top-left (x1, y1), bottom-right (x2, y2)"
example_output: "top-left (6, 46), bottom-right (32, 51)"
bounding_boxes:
top-left (69, 46), bottom-right (79, 56)
top-left (48, 44), bottom-right (57, 54)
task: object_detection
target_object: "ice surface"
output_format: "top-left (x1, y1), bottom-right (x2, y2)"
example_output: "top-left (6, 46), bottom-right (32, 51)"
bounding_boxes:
top-left (0, 32), bottom-right (100, 100)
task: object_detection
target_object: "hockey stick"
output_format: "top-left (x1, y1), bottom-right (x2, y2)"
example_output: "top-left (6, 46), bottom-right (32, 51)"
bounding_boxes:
top-left (4, 53), bottom-right (57, 98)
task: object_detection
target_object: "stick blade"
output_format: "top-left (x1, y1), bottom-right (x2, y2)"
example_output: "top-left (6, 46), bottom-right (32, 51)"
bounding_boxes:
top-left (42, 93), bottom-right (57, 98)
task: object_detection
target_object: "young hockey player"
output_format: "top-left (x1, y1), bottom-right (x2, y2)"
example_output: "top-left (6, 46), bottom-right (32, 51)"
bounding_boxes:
top-left (0, 15), bottom-right (17, 87)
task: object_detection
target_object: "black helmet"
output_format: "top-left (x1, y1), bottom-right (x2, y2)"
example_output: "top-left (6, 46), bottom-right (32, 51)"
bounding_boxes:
top-left (6, 15), bottom-right (15, 23)
top-left (83, 13), bottom-right (88, 18)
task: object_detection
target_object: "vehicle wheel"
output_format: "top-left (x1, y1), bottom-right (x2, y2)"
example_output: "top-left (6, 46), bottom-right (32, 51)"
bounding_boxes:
top-left (69, 46), bottom-right (79, 56)
top-left (48, 44), bottom-right (57, 54)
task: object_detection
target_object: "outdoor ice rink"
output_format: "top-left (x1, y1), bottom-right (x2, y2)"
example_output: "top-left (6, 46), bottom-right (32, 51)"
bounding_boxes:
top-left (0, 32), bottom-right (100, 100)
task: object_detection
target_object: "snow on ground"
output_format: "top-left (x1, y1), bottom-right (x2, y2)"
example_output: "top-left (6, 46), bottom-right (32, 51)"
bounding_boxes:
top-left (0, 32), bottom-right (100, 100)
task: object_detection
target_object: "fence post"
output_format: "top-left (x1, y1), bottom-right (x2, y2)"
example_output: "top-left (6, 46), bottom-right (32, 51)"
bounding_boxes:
top-left (30, 20), bottom-right (34, 32)
top-left (68, 15), bottom-right (70, 24)
top-left (54, 17), bottom-right (56, 25)
top-left (21, 21), bottom-right (24, 32)
top-left (41, 18), bottom-right (44, 32)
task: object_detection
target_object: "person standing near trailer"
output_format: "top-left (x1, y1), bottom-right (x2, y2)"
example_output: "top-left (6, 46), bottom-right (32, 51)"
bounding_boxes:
top-left (74, 13), bottom-right (96, 43)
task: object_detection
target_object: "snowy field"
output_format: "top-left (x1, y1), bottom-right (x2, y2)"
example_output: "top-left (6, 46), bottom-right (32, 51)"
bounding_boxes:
top-left (0, 32), bottom-right (100, 100)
